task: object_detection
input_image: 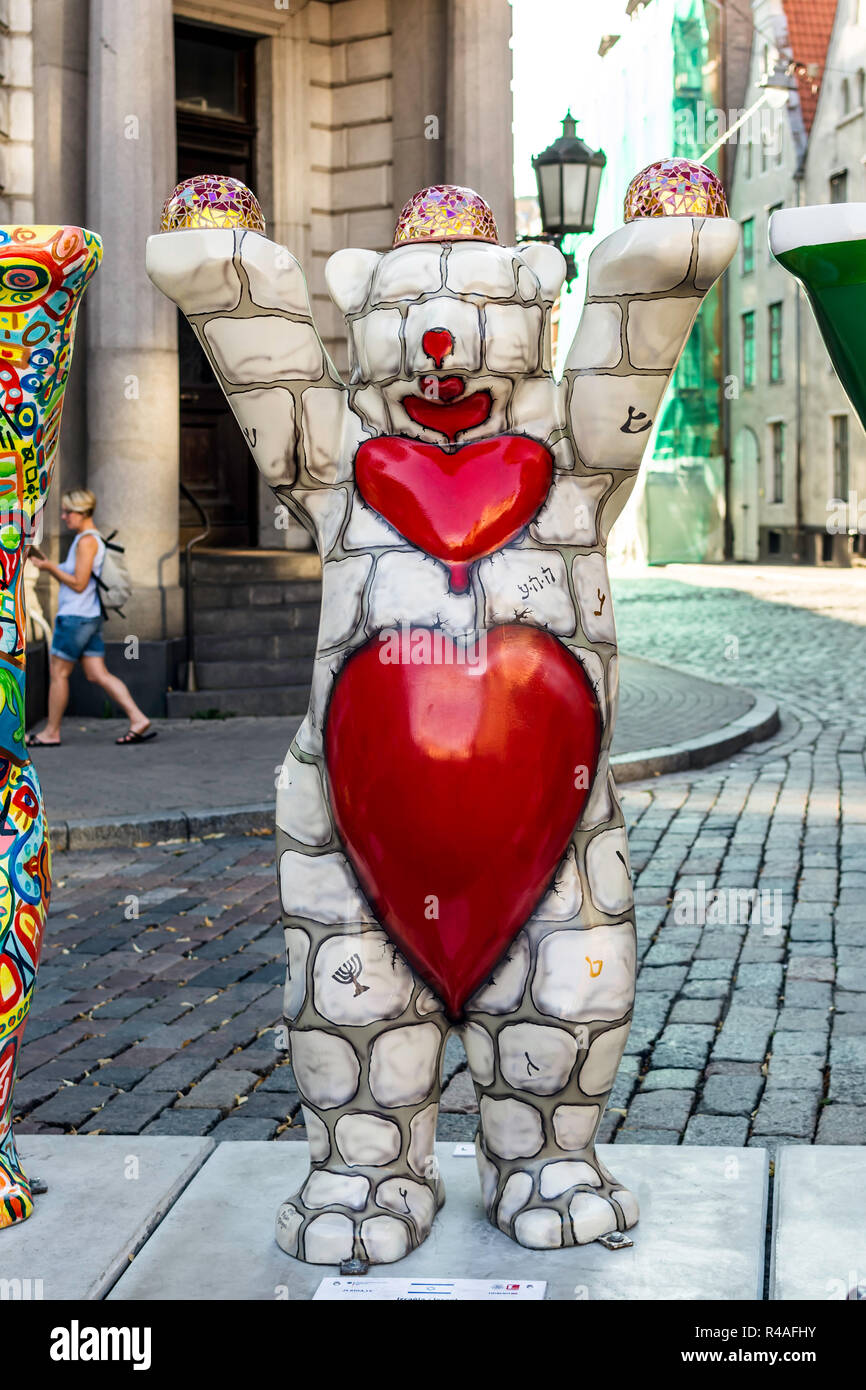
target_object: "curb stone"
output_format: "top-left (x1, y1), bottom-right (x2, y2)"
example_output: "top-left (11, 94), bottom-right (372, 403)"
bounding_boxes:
top-left (612, 689), bottom-right (780, 782)
top-left (50, 803), bottom-right (273, 852)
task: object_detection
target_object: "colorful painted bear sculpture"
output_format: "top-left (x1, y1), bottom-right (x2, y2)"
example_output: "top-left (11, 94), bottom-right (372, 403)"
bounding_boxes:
top-left (0, 225), bottom-right (101, 1227)
top-left (147, 164), bottom-right (737, 1264)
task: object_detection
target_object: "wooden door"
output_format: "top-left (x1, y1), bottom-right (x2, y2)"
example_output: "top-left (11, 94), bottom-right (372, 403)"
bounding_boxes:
top-left (175, 20), bottom-right (259, 548)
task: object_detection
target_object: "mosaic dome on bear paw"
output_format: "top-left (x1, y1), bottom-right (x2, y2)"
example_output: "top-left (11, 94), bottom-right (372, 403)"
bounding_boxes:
top-left (160, 175), bottom-right (265, 233)
top-left (393, 185), bottom-right (500, 247)
top-left (624, 159), bottom-right (729, 222)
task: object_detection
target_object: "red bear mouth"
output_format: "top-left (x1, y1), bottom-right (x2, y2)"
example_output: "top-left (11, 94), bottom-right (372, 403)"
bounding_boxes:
top-left (403, 375), bottom-right (493, 441)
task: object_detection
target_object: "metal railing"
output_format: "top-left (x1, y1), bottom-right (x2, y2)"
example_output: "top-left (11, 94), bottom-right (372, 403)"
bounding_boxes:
top-left (179, 482), bottom-right (211, 693)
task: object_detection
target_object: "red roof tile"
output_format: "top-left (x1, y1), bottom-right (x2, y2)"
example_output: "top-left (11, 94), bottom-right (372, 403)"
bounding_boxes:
top-left (781, 0), bottom-right (838, 133)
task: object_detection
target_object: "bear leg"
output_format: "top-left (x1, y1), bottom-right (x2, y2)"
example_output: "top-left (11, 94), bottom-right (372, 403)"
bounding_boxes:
top-left (277, 918), bottom-right (450, 1265)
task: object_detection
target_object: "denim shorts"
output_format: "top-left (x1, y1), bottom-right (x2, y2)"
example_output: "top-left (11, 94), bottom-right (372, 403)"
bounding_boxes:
top-left (51, 614), bottom-right (105, 662)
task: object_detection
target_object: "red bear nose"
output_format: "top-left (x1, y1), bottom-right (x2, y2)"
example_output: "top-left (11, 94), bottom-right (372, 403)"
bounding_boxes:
top-left (422, 328), bottom-right (454, 368)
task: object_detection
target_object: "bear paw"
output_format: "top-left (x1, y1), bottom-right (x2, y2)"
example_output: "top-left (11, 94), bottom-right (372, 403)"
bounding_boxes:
top-left (276, 1167), bottom-right (443, 1265)
top-left (478, 1144), bottom-right (638, 1249)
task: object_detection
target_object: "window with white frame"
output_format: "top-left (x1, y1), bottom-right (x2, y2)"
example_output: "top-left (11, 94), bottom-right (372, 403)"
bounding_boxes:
top-left (771, 421), bottom-right (785, 503)
top-left (767, 201), bottom-right (783, 260)
top-left (833, 414), bottom-right (849, 499)
top-left (830, 170), bottom-right (849, 203)
top-left (769, 302), bottom-right (783, 382)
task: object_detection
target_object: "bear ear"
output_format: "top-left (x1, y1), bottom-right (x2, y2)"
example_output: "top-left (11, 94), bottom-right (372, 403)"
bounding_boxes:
top-left (325, 248), bottom-right (382, 315)
top-left (515, 241), bottom-right (568, 303)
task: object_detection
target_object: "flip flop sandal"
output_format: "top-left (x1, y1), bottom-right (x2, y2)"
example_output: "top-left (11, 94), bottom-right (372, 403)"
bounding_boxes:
top-left (26, 735), bottom-right (62, 748)
top-left (116, 729), bottom-right (158, 745)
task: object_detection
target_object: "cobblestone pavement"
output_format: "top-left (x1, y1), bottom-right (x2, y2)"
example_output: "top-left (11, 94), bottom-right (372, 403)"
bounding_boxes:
top-left (14, 565), bottom-right (866, 1152)
top-left (608, 564), bottom-right (866, 1152)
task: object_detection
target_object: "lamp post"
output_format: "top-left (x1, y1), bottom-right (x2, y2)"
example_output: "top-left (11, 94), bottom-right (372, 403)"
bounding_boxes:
top-left (530, 112), bottom-right (606, 285)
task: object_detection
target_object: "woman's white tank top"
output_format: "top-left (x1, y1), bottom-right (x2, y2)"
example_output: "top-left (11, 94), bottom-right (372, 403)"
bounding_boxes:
top-left (56, 530), bottom-right (106, 619)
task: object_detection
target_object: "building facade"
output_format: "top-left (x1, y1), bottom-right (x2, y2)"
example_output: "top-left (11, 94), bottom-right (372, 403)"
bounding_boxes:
top-left (3, 0), bottom-right (515, 705)
top-left (728, 0), bottom-right (866, 564)
top-left (557, 0), bottom-right (866, 568)
top-left (568, 0), bottom-right (753, 565)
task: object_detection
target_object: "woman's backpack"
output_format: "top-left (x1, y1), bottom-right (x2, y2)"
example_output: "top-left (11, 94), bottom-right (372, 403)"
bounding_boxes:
top-left (94, 531), bottom-right (133, 618)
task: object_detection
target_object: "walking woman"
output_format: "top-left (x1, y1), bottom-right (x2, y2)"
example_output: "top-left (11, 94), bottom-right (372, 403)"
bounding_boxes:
top-left (26, 489), bottom-right (156, 747)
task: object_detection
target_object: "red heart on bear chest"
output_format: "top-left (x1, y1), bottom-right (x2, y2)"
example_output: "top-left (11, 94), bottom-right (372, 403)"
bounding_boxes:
top-left (355, 434), bottom-right (553, 592)
top-left (325, 624), bottom-right (601, 1018)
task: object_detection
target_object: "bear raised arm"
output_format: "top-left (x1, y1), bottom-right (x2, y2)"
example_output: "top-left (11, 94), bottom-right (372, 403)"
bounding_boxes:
top-left (145, 177), bottom-right (353, 542)
top-left (563, 161), bottom-right (737, 532)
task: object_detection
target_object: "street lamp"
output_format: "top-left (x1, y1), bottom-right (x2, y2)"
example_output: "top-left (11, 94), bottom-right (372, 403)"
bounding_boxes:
top-left (530, 112), bottom-right (606, 285)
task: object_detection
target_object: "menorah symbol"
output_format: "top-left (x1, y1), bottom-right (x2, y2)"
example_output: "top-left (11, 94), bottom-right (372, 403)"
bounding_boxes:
top-left (333, 954), bottom-right (369, 996)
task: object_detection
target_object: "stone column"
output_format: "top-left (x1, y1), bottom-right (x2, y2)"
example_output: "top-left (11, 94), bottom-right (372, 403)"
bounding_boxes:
top-left (446, 0), bottom-right (516, 244)
top-left (32, 0), bottom-right (87, 226)
top-left (86, 0), bottom-right (182, 640)
top-left (255, 17), bottom-right (314, 551)
top-left (392, 0), bottom-right (447, 217)
top-left (33, 0), bottom-right (89, 563)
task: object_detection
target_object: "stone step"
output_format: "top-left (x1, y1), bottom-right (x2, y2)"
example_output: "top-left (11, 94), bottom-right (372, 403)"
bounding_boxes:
top-left (166, 685), bottom-right (311, 718)
top-left (192, 580), bottom-right (323, 611)
top-left (772, 1146), bottom-right (866, 1299)
top-left (196, 657), bottom-right (314, 689)
top-left (193, 603), bottom-right (321, 636)
top-left (193, 630), bottom-right (319, 661)
top-left (190, 548), bottom-right (321, 584)
top-left (12, 1136), bottom-right (215, 1299)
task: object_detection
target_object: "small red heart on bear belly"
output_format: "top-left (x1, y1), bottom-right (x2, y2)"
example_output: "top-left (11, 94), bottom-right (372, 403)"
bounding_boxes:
top-left (355, 434), bottom-right (553, 592)
top-left (325, 625), bottom-right (601, 1018)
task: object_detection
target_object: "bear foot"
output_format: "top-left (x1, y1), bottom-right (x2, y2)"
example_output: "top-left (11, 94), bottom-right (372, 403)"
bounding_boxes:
top-left (477, 1143), bottom-right (638, 1250)
top-left (276, 1166), bottom-right (444, 1265)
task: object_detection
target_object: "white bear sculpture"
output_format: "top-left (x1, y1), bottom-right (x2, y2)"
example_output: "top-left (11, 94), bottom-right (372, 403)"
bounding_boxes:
top-left (147, 165), bottom-right (737, 1266)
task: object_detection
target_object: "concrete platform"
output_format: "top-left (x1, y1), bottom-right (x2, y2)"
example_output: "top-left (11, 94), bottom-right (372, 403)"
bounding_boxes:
top-left (771, 1147), bottom-right (866, 1301)
top-left (109, 1142), bottom-right (768, 1302)
top-left (1, 1136), bottom-right (214, 1299)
